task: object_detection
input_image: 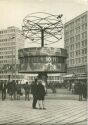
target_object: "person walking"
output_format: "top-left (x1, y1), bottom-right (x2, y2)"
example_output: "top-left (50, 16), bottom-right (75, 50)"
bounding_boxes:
top-left (12, 80), bottom-right (16, 100)
top-left (37, 80), bottom-right (46, 109)
top-left (16, 82), bottom-right (21, 100)
top-left (82, 82), bottom-right (87, 100)
top-left (31, 78), bottom-right (38, 109)
top-left (7, 80), bottom-right (14, 100)
top-left (71, 82), bottom-right (75, 94)
top-left (1, 81), bottom-right (7, 100)
top-left (78, 81), bottom-right (83, 101)
top-left (24, 82), bottom-right (30, 101)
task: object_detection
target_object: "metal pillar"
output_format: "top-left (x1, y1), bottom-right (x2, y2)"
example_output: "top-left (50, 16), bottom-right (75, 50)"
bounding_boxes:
top-left (41, 29), bottom-right (44, 47)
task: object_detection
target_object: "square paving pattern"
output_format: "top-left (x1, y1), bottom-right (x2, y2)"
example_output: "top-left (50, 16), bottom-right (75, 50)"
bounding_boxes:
top-left (0, 100), bottom-right (87, 125)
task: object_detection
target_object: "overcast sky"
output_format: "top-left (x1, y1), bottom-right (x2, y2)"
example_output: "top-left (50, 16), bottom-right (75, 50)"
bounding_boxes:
top-left (0, 0), bottom-right (87, 47)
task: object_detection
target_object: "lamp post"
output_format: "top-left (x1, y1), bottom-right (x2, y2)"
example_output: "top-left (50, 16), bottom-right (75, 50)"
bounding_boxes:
top-left (9, 35), bottom-right (15, 80)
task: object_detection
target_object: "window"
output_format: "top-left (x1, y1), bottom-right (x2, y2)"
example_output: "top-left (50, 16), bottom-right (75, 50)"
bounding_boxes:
top-left (70, 44), bottom-right (74, 50)
top-left (70, 29), bottom-right (74, 36)
top-left (75, 34), bottom-right (80, 42)
top-left (75, 18), bottom-right (80, 26)
top-left (75, 58), bottom-right (79, 64)
top-left (70, 37), bottom-right (74, 44)
top-left (78, 58), bottom-right (81, 63)
top-left (65, 46), bottom-right (69, 52)
top-left (75, 42), bottom-right (80, 49)
top-left (81, 15), bottom-right (87, 23)
top-left (84, 56), bottom-right (87, 62)
top-left (70, 59), bottom-right (74, 65)
top-left (75, 50), bottom-right (80, 56)
top-left (81, 32), bottom-right (87, 39)
top-left (65, 31), bottom-right (69, 38)
top-left (82, 23), bottom-right (87, 31)
top-left (65, 25), bottom-right (69, 31)
top-left (75, 26), bottom-right (80, 34)
top-left (70, 52), bottom-right (74, 58)
top-left (69, 22), bottom-right (74, 29)
top-left (82, 48), bottom-right (87, 55)
top-left (65, 39), bottom-right (69, 45)
top-left (81, 40), bottom-right (87, 47)
top-left (81, 57), bottom-right (84, 63)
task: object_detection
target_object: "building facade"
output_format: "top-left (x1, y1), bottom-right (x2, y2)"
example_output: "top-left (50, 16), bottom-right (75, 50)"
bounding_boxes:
top-left (0, 26), bottom-right (25, 80)
top-left (64, 11), bottom-right (88, 80)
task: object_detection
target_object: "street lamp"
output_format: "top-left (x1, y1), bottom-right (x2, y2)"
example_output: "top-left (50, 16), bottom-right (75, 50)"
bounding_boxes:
top-left (10, 35), bottom-right (16, 80)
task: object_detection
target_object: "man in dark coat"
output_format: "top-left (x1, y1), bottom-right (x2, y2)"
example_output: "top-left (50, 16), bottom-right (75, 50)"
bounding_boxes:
top-left (31, 78), bottom-right (38, 109)
top-left (7, 80), bottom-right (16, 100)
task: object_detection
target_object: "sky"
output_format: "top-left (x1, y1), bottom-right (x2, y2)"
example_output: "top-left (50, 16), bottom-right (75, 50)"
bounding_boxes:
top-left (0, 0), bottom-right (88, 48)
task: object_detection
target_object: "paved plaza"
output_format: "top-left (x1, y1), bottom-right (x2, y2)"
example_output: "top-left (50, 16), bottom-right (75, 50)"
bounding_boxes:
top-left (0, 89), bottom-right (87, 125)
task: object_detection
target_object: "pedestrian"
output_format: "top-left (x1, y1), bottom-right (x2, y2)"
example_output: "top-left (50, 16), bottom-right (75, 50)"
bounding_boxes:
top-left (51, 83), bottom-right (56, 93)
top-left (82, 82), bottom-right (87, 100)
top-left (7, 80), bottom-right (14, 100)
top-left (78, 81), bottom-right (83, 101)
top-left (37, 80), bottom-right (46, 109)
top-left (16, 82), bottom-right (21, 100)
top-left (71, 82), bottom-right (75, 94)
top-left (31, 78), bottom-right (38, 109)
top-left (12, 80), bottom-right (16, 100)
top-left (24, 82), bottom-right (30, 101)
top-left (1, 81), bottom-right (7, 101)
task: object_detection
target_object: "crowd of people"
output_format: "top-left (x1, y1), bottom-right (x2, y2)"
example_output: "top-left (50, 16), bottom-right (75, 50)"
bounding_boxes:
top-left (0, 78), bottom-right (87, 110)
top-left (0, 78), bottom-right (46, 110)
top-left (65, 80), bottom-right (87, 101)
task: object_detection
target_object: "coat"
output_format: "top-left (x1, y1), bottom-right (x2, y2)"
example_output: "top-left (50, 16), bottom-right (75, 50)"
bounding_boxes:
top-left (24, 84), bottom-right (30, 94)
top-left (78, 82), bottom-right (83, 95)
top-left (31, 82), bottom-right (38, 96)
top-left (37, 83), bottom-right (46, 100)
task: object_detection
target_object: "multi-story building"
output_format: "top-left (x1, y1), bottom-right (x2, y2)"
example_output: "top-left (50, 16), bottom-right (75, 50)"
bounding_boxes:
top-left (64, 11), bottom-right (88, 81)
top-left (0, 26), bottom-right (25, 81)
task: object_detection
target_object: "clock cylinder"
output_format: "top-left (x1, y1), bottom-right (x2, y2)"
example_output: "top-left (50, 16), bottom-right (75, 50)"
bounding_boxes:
top-left (18, 47), bottom-right (67, 73)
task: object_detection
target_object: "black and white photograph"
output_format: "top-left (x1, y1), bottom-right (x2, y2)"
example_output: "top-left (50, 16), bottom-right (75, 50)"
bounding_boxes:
top-left (0, 0), bottom-right (87, 125)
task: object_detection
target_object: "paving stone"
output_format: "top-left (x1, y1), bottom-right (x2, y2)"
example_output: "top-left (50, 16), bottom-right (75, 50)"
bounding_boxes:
top-left (0, 99), bottom-right (87, 125)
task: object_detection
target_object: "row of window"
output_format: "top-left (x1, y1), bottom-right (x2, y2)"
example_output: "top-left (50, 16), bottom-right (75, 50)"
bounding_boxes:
top-left (67, 67), bottom-right (86, 74)
top-left (0, 60), bottom-right (7, 63)
top-left (65, 40), bottom-right (87, 51)
top-left (3, 55), bottom-right (16, 58)
top-left (66, 43), bottom-right (87, 52)
top-left (0, 38), bottom-right (14, 42)
top-left (65, 23), bottom-right (87, 36)
top-left (0, 51), bottom-right (12, 55)
top-left (69, 48), bottom-right (87, 57)
top-left (0, 56), bottom-right (3, 59)
top-left (0, 47), bottom-right (16, 50)
top-left (0, 59), bottom-right (16, 63)
top-left (0, 29), bottom-right (15, 34)
top-left (65, 31), bottom-right (87, 39)
top-left (65, 14), bottom-right (87, 30)
top-left (67, 56), bottom-right (87, 66)
top-left (0, 42), bottom-right (16, 46)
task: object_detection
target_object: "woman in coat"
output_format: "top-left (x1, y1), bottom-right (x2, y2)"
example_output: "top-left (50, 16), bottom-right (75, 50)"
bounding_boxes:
top-left (37, 80), bottom-right (46, 109)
